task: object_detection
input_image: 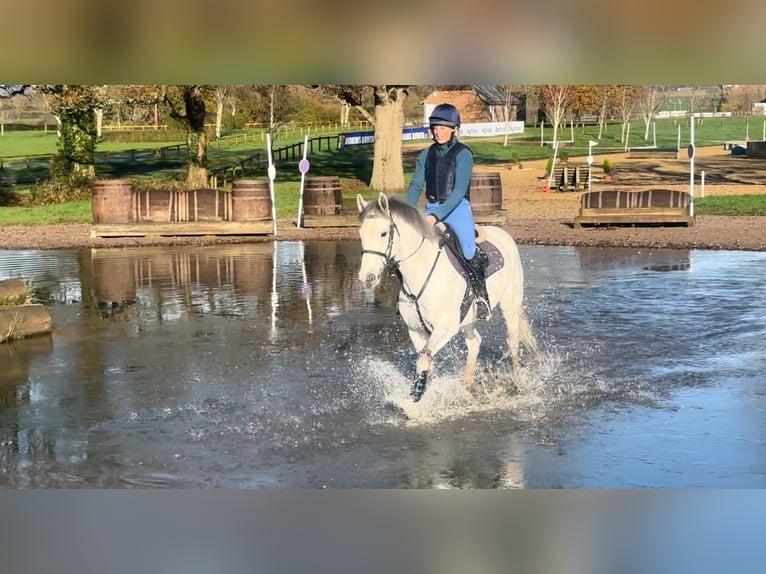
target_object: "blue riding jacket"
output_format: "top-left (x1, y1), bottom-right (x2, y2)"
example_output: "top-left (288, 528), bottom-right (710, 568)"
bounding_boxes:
top-left (406, 135), bottom-right (477, 260)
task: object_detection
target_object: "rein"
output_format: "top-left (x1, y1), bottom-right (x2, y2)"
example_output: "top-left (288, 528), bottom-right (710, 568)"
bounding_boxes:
top-left (361, 214), bottom-right (440, 334)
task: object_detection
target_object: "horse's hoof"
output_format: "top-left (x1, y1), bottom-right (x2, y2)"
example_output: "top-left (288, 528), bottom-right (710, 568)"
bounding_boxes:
top-left (410, 372), bottom-right (427, 401)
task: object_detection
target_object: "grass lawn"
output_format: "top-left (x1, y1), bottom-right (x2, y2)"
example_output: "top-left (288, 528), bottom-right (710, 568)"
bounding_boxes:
top-left (1, 117), bottom-right (766, 225)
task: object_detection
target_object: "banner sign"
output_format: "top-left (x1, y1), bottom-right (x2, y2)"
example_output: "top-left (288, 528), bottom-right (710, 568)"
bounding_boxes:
top-left (340, 126), bottom-right (431, 147)
top-left (459, 121), bottom-right (525, 138)
top-left (339, 122), bottom-right (524, 147)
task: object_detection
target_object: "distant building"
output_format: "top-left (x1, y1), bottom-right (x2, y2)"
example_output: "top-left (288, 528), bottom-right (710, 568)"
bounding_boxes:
top-left (422, 86), bottom-right (526, 126)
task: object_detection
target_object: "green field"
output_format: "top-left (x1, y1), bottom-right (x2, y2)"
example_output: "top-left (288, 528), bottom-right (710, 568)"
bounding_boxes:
top-left (1, 116), bottom-right (765, 224)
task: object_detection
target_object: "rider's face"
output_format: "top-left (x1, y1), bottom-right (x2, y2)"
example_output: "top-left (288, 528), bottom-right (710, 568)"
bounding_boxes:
top-left (430, 124), bottom-right (454, 144)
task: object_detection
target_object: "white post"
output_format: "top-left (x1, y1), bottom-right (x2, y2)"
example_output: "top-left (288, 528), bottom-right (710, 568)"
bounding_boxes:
top-left (624, 122), bottom-right (630, 152)
top-left (296, 135), bottom-right (309, 228)
top-left (540, 123), bottom-right (544, 147)
top-left (587, 140), bottom-right (598, 191)
top-left (266, 133), bottom-right (278, 236)
top-left (701, 170), bottom-right (705, 197)
top-left (570, 119), bottom-right (574, 142)
top-left (677, 124), bottom-right (681, 150)
top-left (689, 117), bottom-right (695, 217)
top-left (547, 143), bottom-right (559, 190)
top-left (763, 120), bottom-right (765, 141)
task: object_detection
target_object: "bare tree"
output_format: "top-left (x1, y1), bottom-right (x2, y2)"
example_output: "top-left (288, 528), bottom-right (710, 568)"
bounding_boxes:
top-left (499, 85), bottom-right (523, 146)
top-left (595, 85), bottom-right (622, 139)
top-left (539, 85), bottom-right (576, 145)
top-left (636, 85), bottom-right (668, 140)
top-left (614, 86), bottom-right (642, 143)
top-left (213, 86), bottom-right (227, 139)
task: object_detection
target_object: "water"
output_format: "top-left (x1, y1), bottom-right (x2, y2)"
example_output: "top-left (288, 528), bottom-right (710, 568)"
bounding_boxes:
top-left (0, 242), bottom-right (765, 488)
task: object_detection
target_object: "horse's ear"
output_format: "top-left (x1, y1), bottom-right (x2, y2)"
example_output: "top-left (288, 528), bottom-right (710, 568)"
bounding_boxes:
top-left (377, 192), bottom-right (390, 216)
top-left (356, 194), bottom-right (369, 214)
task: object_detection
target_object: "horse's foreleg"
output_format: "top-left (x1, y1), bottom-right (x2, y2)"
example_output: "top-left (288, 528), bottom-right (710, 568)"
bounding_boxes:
top-left (410, 352), bottom-right (432, 402)
top-left (410, 327), bottom-right (457, 402)
top-left (462, 326), bottom-right (482, 390)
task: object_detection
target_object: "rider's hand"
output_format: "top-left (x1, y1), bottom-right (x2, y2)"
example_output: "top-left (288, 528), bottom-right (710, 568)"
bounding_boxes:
top-left (426, 214), bottom-right (437, 225)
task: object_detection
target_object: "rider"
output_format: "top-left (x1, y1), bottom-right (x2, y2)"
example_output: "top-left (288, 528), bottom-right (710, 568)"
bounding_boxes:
top-left (406, 102), bottom-right (491, 320)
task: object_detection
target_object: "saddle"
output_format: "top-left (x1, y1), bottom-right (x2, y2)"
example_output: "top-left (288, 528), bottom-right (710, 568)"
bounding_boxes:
top-left (438, 224), bottom-right (504, 321)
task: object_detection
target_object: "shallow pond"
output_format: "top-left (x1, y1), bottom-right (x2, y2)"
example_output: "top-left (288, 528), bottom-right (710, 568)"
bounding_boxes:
top-left (1, 242), bottom-right (764, 488)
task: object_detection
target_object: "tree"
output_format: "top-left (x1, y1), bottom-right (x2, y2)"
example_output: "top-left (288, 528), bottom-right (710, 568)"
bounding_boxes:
top-left (613, 86), bottom-right (642, 143)
top-left (39, 85), bottom-right (104, 186)
top-left (213, 86), bottom-right (227, 139)
top-left (595, 85), bottom-right (622, 139)
top-left (331, 85), bottom-right (410, 192)
top-left (498, 85), bottom-right (524, 146)
top-left (162, 85), bottom-right (210, 188)
top-left (569, 85), bottom-right (600, 125)
top-left (723, 85), bottom-right (766, 114)
top-left (539, 85), bottom-right (576, 145)
top-left (636, 85), bottom-right (668, 140)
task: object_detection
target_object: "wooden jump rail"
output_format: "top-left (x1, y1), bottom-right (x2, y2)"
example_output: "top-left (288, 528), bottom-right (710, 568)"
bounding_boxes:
top-left (628, 147), bottom-right (680, 160)
top-left (573, 189), bottom-right (695, 229)
top-left (550, 164), bottom-right (589, 191)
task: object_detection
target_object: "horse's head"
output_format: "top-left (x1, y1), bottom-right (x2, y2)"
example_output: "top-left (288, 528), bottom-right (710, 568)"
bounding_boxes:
top-left (357, 192), bottom-right (396, 289)
top-left (357, 192), bottom-right (437, 289)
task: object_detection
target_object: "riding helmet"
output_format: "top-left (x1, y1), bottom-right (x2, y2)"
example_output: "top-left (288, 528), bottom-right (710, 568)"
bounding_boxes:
top-left (429, 103), bottom-right (461, 128)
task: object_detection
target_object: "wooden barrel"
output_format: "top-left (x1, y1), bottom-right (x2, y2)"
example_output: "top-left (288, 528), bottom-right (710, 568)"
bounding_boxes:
top-left (231, 179), bottom-right (271, 222)
top-left (92, 179), bottom-right (133, 223)
top-left (470, 172), bottom-right (502, 212)
top-left (303, 176), bottom-right (342, 215)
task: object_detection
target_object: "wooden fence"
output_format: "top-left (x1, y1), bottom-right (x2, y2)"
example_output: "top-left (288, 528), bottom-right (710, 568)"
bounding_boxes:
top-left (1, 133), bottom-right (343, 181)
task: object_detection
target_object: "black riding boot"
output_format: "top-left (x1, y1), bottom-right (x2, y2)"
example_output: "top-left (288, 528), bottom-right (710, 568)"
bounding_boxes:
top-left (467, 247), bottom-right (491, 320)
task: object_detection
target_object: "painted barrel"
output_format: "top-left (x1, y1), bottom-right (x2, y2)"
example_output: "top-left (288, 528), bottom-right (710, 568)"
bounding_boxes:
top-left (470, 172), bottom-right (503, 212)
top-left (92, 179), bottom-right (134, 223)
top-left (303, 176), bottom-right (342, 215)
top-left (231, 179), bottom-right (271, 222)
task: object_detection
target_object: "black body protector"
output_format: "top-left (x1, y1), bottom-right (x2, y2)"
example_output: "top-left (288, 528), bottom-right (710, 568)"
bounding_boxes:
top-left (424, 141), bottom-right (491, 321)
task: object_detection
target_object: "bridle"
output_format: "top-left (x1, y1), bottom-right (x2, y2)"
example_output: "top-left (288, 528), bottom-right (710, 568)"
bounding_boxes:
top-left (360, 213), bottom-right (442, 334)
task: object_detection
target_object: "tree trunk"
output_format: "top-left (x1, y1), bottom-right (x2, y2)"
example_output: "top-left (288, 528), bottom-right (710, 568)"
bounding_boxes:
top-left (182, 86), bottom-right (208, 188)
top-left (214, 87), bottom-right (225, 139)
top-left (369, 89), bottom-right (406, 192)
top-left (215, 100), bottom-right (223, 139)
top-left (187, 165), bottom-right (208, 189)
top-left (95, 108), bottom-right (103, 137)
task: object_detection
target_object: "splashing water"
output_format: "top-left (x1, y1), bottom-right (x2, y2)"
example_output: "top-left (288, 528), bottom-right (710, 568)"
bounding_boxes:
top-left (354, 349), bottom-right (594, 427)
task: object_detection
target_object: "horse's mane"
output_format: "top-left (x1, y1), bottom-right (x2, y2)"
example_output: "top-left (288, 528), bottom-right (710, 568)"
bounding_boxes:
top-left (361, 195), bottom-right (439, 241)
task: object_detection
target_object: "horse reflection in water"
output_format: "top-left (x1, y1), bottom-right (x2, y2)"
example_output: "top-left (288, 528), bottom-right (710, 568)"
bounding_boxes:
top-left (357, 193), bottom-right (538, 401)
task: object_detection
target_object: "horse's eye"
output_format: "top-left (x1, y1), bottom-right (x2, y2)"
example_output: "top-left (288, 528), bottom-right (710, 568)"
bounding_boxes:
top-left (380, 230), bottom-right (388, 238)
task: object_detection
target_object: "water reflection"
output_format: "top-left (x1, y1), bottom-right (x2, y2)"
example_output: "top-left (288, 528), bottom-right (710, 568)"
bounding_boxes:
top-left (0, 244), bottom-right (765, 488)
